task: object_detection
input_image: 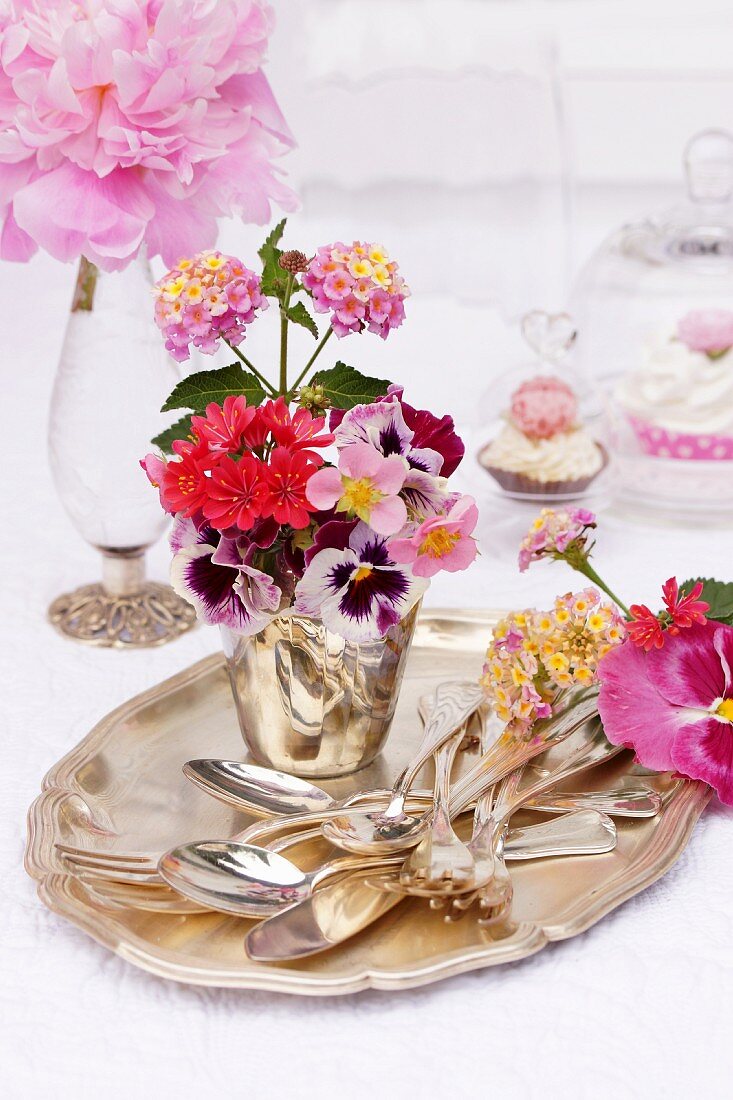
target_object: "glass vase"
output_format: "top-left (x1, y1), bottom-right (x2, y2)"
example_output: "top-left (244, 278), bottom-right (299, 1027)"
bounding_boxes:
top-left (47, 253), bottom-right (196, 647)
top-left (221, 603), bottom-right (422, 778)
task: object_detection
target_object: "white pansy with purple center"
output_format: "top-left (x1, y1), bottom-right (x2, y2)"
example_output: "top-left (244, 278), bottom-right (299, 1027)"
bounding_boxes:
top-left (170, 518), bottom-right (280, 633)
top-left (335, 397), bottom-right (443, 474)
top-left (295, 522), bottom-right (428, 643)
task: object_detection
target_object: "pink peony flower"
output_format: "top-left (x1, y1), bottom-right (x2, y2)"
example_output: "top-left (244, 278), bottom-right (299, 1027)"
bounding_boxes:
top-left (306, 441), bottom-right (408, 536)
top-left (677, 309), bottom-right (733, 356)
top-left (388, 495), bottom-right (478, 577)
top-left (153, 251), bottom-right (267, 362)
top-left (0, 1), bottom-right (297, 271)
top-left (303, 242), bottom-right (409, 339)
top-left (598, 622), bottom-right (733, 804)
top-left (511, 376), bottom-right (577, 439)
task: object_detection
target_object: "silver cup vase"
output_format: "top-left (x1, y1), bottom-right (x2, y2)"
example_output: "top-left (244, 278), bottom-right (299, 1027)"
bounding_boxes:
top-left (221, 602), bottom-right (421, 778)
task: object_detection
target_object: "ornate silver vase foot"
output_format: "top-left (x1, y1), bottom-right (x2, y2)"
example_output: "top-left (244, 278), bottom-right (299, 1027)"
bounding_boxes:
top-left (49, 549), bottom-right (196, 649)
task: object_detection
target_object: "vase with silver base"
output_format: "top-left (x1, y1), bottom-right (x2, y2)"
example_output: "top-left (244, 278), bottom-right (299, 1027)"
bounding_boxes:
top-left (221, 602), bottom-right (421, 778)
top-left (47, 253), bottom-right (196, 648)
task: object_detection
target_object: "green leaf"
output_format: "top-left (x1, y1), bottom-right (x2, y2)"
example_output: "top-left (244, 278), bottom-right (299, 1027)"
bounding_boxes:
top-left (161, 364), bottom-right (266, 413)
top-left (258, 218), bottom-right (288, 300)
top-left (151, 414), bottom-right (194, 455)
top-left (312, 362), bottom-right (392, 410)
top-left (285, 300), bottom-right (318, 338)
top-left (679, 577), bottom-right (733, 624)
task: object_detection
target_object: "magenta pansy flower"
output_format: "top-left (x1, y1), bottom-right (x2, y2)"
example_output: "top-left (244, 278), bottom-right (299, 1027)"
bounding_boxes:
top-left (388, 495), bottom-right (479, 578)
top-left (306, 441), bottom-right (408, 536)
top-left (598, 621), bottom-right (733, 804)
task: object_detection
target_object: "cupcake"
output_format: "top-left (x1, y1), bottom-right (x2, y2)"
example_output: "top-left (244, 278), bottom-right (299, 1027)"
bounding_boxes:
top-left (617, 310), bottom-right (733, 461)
top-left (479, 375), bottom-right (606, 496)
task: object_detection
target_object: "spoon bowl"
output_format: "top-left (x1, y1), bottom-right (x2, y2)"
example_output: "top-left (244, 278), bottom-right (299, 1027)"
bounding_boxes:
top-left (159, 841), bottom-right (313, 917)
top-left (183, 760), bottom-right (335, 817)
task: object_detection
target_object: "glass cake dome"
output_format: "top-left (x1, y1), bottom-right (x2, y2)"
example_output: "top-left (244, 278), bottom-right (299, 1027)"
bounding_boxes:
top-left (475, 310), bottom-right (610, 505)
top-left (571, 129), bottom-right (733, 519)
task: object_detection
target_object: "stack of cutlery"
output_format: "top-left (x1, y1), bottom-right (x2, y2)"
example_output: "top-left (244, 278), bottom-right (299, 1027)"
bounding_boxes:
top-left (55, 679), bottom-right (662, 962)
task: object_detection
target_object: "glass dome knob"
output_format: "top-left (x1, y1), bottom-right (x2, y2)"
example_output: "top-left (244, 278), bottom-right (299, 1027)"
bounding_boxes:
top-left (684, 129), bottom-right (733, 205)
top-left (520, 309), bottom-right (577, 364)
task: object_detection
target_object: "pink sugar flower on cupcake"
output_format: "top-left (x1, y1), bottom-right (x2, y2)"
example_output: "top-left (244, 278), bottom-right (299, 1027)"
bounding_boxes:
top-left (479, 375), bottom-right (606, 498)
top-left (677, 309), bottom-right (733, 358)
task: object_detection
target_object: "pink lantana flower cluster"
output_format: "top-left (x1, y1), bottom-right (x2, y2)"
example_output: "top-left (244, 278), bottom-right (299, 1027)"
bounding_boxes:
top-left (153, 252), bottom-right (267, 362)
top-left (302, 242), bottom-right (409, 338)
top-left (518, 508), bottom-right (597, 573)
top-left (481, 592), bottom-right (626, 732)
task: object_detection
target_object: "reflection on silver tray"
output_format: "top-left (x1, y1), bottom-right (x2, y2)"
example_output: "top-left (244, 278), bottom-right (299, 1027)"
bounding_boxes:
top-left (25, 609), bottom-right (710, 995)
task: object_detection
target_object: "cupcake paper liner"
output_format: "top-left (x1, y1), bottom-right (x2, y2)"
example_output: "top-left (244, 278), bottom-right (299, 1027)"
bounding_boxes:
top-left (479, 444), bottom-right (608, 500)
top-left (627, 415), bottom-right (733, 461)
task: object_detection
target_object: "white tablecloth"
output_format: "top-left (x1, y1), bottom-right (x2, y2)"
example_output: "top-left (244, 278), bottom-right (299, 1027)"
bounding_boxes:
top-left (3, 238), bottom-right (732, 1099)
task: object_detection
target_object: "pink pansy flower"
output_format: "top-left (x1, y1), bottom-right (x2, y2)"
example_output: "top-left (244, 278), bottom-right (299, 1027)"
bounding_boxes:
top-left (388, 495), bottom-right (479, 578)
top-left (598, 621), bottom-right (733, 804)
top-left (677, 309), bottom-right (733, 357)
top-left (306, 442), bottom-right (408, 536)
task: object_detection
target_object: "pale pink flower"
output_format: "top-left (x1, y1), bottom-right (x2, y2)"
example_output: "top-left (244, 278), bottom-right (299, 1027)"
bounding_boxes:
top-left (677, 309), bottom-right (733, 356)
top-left (306, 442), bottom-right (408, 536)
top-left (511, 376), bottom-right (577, 439)
top-left (388, 495), bottom-right (479, 577)
top-left (0, 1), bottom-right (297, 271)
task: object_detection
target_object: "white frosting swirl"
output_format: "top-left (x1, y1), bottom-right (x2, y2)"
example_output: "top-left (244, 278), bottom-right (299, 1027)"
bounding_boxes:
top-left (617, 331), bottom-right (733, 434)
top-left (481, 422), bottom-right (603, 482)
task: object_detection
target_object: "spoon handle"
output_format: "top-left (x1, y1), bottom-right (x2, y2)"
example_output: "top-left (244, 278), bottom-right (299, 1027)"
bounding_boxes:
top-left (384, 680), bottom-right (484, 815)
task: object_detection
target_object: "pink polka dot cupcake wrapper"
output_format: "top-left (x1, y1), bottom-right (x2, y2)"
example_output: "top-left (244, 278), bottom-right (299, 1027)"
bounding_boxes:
top-left (628, 415), bottom-right (733, 461)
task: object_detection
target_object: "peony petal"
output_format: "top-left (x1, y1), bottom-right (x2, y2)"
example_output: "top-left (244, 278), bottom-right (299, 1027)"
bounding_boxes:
top-left (671, 716), bottom-right (733, 805)
top-left (647, 621), bottom-right (726, 709)
top-left (597, 641), bottom-right (689, 770)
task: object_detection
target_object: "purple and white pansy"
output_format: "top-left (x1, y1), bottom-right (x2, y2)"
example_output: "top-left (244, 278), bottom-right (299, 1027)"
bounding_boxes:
top-left (170, 517), bottom-right (281, 634)
top-left (295, 522), bottom-right (428, 643)
top-left (334, 396), bottom-right (444, 475)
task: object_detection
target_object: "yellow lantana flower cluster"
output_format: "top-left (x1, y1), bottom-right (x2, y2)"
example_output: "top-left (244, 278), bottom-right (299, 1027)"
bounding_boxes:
top-left (480, 589), bottom-right (626, 732)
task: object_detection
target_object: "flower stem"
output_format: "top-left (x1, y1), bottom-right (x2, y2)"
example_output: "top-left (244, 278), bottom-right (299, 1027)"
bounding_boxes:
top-left (72, 256), bottom-right (98, 312)
top-left (287, 327), bottom-right (334, 398)
top-left (572, 559), bottom-right (631, 618)
top-left (279, 273), bottom-right (294, 395)
top-left (224, 340), bottom-right (277, 397)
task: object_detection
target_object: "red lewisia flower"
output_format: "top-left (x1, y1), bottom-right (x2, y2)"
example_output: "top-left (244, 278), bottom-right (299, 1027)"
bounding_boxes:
top-left (260, 447), bottom-right (318, 529)
top-left (191, 396), bottom-right (259, 452)
top-left (260, 397), bottom-right (334, 464)
top-left (159, 439), bottom-right (217, 517)
top-left (628, 577), bottom-right (710, 651)
top-left (203, 454), bottom-right (266, 533)
top-left (662, 577), bottom-right (710, 631)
